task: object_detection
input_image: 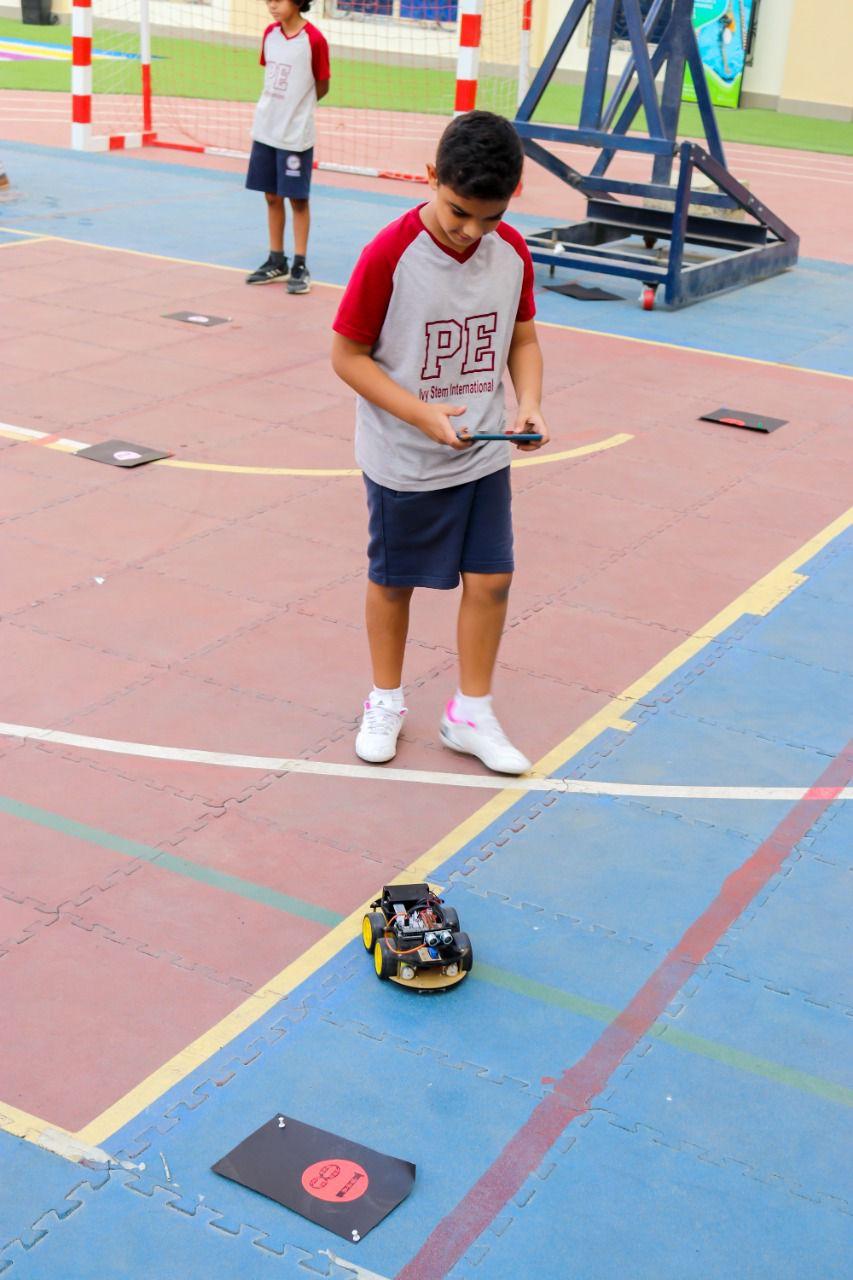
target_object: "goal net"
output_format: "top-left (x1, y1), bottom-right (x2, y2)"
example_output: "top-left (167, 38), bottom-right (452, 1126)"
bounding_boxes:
top-left (71, 0), bottom-right (531, 181)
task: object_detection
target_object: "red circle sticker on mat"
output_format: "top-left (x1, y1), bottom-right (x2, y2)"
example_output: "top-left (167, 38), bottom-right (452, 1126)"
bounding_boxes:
top-left (301, 1159), bottom-right (369, 1202)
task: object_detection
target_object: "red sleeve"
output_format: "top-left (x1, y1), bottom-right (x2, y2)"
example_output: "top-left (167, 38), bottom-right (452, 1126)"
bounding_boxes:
top-left (497, 222), bottom-right (536, 322)
top-left (259, 22), bottom-right (277, 67)
top-left (333, 209), bottom-right (423, 346)
top-left (306, 23), bottom-right (331, 81)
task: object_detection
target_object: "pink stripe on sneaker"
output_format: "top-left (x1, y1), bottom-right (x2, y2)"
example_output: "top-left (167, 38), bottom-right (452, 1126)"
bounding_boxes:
top-left (445, 698), bottom-right (475, 728)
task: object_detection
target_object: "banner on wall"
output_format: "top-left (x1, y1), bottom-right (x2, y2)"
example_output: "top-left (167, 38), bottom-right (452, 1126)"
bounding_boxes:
top-left (683, 0), bottom-right (756, 109)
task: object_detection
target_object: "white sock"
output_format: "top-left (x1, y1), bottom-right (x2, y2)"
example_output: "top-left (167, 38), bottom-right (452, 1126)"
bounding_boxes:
top-left (452, 690), bottom-right (492, 722)
top-left (370, 685), bottom-right (405, 710)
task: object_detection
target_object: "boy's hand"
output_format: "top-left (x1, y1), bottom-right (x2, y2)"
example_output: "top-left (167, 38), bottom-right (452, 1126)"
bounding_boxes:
top-left (508, 408), bottom-right (549, 452)
top-left (415, 404), bottom-right (473, 451)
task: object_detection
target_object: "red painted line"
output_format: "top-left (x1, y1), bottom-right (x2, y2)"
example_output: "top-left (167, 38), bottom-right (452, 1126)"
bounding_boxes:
top-left (377, 170), bottom-right (429, 185)
top-left (148, 139), bottom-right (205, 155)
top-left (33, 432), bottom-right (64, 447)
top-left (396, 743), bottom-right (852, 1280)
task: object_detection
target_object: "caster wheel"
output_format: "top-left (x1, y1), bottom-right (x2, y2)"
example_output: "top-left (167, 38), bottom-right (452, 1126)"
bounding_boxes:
top-left (641, 286), bottom-right (656, 311)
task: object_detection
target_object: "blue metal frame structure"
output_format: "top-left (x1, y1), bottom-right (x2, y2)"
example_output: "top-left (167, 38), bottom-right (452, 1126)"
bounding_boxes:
top-left (515, 0), bottom-right (798, 308)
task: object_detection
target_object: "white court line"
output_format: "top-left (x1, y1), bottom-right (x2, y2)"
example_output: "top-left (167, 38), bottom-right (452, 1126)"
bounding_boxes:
top-left (319, 1253), bottom-right (390, 1280)
top-left (1, 722), bottom-right (850, 802)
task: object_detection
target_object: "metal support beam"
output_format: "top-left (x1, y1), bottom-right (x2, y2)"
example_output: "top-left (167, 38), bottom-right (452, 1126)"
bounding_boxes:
top-left (514, 0), bottom-right (798, 310)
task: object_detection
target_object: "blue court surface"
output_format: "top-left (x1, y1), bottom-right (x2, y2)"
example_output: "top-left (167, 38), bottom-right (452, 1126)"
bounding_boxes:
top-left (1, 512), bottom-right (850, 1275)
top-left (1, 139), bottom-right (851, 374)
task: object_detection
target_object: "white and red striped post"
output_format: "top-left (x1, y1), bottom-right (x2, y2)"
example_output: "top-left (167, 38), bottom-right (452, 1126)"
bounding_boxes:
top-left (454, 0), bottom-right (483, 115)
top-left (70, 0), bottom-right (156, 152)
top-left (70, 0), bottom-right (93, 150)
top-left (140, 0), bottom-right (153, 134)
top-left (518, 0), bottom-right (532, 107)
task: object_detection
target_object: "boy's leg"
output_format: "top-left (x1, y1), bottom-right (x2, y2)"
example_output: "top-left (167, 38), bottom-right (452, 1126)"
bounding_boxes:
top-left (245, 193), bottom-right (288, 284)
top-left (365, 580), bottom-right (413, 690)
top-left (456, 571), bottom-right (512, 696)
top-left (441, 544), bottom-right (530, 774)
top-left (289, 197), bottom-right (310, 259)
top-left (266, 193), bottom-right (286, 254)
top-left (287, 198), bottom-right (312, 294)
top-left (441, 572), bottom-right (530, 766)
top-left (244, 136), bottom-right (290, 283)
top-left (355, 581), bottom-right (413, 764)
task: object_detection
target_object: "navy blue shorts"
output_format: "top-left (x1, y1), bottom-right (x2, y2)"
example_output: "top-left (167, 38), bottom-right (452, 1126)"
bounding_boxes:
top-left (246, 141), bottom-right (313, 199)
top-left (364, 467), bottom-right (514, 590)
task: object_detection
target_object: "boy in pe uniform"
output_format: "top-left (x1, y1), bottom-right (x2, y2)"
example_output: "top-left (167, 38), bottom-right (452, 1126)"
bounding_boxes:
top-left (331, 111), bottom-right (549, 775)
top-left (245, 0), bottom-right (329, 294)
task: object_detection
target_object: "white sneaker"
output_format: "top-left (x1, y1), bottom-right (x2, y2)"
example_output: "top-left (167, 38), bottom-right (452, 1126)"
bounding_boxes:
top-left (355, 699), bottom-right (406, 764)
top-left (440, 699), bottom-right (531, 775)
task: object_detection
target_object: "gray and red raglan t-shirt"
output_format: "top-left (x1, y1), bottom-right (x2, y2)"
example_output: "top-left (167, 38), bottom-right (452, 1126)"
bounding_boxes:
top-left (251, 21), bottom-right (330, 152)
top-left (332, 205), bottom-right (536, 492)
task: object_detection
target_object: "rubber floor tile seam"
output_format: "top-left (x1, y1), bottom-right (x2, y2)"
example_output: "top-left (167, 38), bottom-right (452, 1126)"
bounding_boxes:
top-left (454, 1104), bottom-right (851, 1276)
top-left (60, 916), bottom-right (259, 996)
top-left (659, 702), bottom-right (852, 758)
top-left (446, 880), bottom-right (671, 954)
top-left (111, 960), bottom-right (361, 1161)
top-left (316, 1012), bottom-right (543, 1099)
top-left (0, 1168), bottom-right (356, 1279)
top-left (703, 961), bottom-right (852, 1018)
top-left (143, 558), bottom-right (368, 612)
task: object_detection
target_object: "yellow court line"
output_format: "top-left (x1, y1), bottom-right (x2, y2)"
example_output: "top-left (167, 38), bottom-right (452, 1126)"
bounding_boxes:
top-left (67, 502), bottom-right (852, 1149)
top-left (0, 236), bottom-right (53, 250)
top-left (156, 432), bottom-right (633, 476)
top-left (0, 228), bottom-right (247, 274)
top-left (1, 229), bottom-right (849, 382)
top-left (0, 421), bottom-right (632, 477)
top-left (0, 227), bottom-right (47, 240)
top-left (0, 1099), bottom-right (54, 1143)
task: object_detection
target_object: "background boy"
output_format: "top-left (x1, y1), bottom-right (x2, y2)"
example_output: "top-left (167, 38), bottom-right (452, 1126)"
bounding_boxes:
top-left (245, 0), bottom-right (329, 294)
top-left (331, 111), bottom-right (550, 776)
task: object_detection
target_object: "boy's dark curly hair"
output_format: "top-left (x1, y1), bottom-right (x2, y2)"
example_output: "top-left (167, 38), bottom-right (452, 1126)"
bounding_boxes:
top-left (435, 110), bottom-right (523, 202)
top-left (298, 0), bottom-right (312, 10)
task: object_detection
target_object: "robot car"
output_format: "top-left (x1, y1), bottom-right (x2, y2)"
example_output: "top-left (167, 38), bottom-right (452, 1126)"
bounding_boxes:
top-left (361, 883), bottom-right (473, 992)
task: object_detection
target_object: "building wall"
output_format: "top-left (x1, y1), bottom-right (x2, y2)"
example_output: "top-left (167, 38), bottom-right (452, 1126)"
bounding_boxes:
top-left (779, 0), bottom-right (853, 117)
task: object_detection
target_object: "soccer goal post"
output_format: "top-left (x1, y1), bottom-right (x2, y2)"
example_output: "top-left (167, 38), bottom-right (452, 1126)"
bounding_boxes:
top-left (70, 0), bottom-right (532, 182)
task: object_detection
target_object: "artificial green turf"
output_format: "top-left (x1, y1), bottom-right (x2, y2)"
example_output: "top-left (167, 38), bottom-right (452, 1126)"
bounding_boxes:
top-left (2, 15), bottom-right (850, 155)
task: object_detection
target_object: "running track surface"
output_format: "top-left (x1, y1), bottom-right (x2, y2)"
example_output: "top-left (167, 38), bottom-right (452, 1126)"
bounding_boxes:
top-left (0, 130), bottom-right (851, 1279)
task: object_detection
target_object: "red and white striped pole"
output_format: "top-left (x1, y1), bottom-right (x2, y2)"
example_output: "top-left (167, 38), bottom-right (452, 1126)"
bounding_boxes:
top-left (70, 0), bottom-right (93, 150)
top-left (454, 0), bottom-right (483, 115)
top-left (140, 0), bottom-right (153, 134)
top-left (518, 0), bottom-right (532, 107)
top-left (70, 0), bottom-right (155, 151)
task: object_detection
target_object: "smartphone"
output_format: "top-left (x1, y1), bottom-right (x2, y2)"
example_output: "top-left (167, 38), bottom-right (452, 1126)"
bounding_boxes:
top-left (457, 431), bottom-right (543, 443)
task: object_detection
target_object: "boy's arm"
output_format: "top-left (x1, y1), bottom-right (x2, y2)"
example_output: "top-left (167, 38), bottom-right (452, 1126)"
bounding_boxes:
top-left (331, 333), bottom-right (472, 451)
top-left (315, 79), bottom-right (329, 100)
top-left (506, 318), bottom-right (550, 452)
